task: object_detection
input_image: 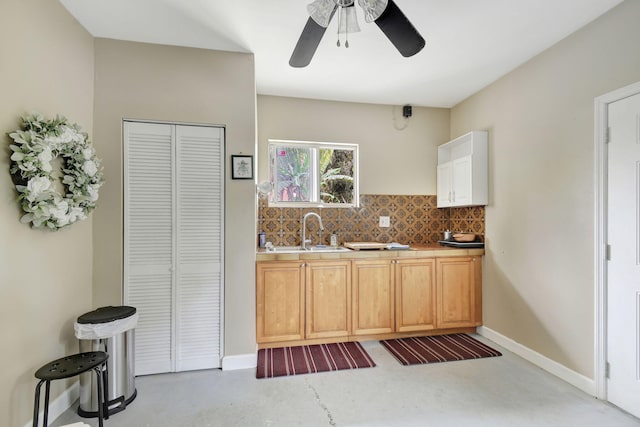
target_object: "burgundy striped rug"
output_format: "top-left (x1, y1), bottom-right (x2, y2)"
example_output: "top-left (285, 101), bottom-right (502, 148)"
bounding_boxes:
top-left (256, 342), bottom-right (376, 379)
top-left (380, 334), bottom-right (501, 366)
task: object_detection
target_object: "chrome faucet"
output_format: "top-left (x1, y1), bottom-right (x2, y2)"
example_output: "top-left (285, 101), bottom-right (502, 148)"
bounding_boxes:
top-left (301, 212), bottom-right (324, 250)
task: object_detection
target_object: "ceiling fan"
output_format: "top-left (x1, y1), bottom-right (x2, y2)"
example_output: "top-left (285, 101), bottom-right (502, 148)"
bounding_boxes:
top-left (289, 0), bottom-right (425, 68)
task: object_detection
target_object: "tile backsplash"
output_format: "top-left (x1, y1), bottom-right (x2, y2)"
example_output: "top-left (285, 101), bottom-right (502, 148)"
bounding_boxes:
top-left (258, 195), bottom-right (484, 247)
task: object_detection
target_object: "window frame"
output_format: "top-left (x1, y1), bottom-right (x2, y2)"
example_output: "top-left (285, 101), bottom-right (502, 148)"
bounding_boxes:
top-left (267, 139), bottom-right (359, 208)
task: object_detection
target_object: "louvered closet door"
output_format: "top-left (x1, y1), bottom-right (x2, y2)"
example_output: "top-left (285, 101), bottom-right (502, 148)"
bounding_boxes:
top-left (124, 122), bottom-right (175, 375)
top-left (124, 121), bottom-right (224, 375)
top-left (175, 125), bottom-right (223, 371)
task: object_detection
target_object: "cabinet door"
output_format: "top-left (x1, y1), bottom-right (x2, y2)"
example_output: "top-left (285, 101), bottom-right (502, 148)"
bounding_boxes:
top-left (352, 259), bottom-right (395, 335)
top-left (436, 162), bottom-right (452, 208)
top-left (437, 131), bottom-right (488, 208)
top-left (256, 261), bottom-right (305, 343)
top-left (395, 258), bottom-right (436, 332)
top-left (306, 260), bottom-right (352, 339)
top-left (436, 257), bottom-right (482, 328)
top-left (452, 156), bottom-right (472, 206)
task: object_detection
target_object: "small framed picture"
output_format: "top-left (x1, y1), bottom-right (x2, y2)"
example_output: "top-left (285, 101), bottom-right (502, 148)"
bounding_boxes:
top-left (231, 155), bottom-right (253, 179)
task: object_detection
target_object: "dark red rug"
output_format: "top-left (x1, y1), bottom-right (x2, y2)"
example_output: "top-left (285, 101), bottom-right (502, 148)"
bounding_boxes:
top-left (256, 342), bottom-right (376, 379)
top-left (380, 334), bottom-right (501, 366)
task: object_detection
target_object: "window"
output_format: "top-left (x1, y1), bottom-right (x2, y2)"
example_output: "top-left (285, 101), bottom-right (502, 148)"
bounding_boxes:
top-left (268, 139), bottom-right (359, 207)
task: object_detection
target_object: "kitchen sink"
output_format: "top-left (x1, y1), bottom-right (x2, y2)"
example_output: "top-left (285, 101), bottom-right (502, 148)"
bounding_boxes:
top-left (266, 245), bottom-right (351, 253)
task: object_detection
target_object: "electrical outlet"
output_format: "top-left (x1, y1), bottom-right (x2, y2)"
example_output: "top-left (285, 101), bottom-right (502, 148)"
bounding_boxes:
top-left (379, 216), bottom-right (390, 227)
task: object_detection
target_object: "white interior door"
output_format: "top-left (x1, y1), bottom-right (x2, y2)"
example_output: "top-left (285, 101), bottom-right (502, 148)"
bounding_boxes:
top-left (607, 91), bottom-right (640, 418)
top-left (175, 125), bottom-right (223, 371)
top-left (124, 121), bottom-right (224, 375)
top-left (124, 122), bottom-right (175, 375)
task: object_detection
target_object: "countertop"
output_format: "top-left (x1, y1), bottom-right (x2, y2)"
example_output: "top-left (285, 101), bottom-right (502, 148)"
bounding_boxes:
top-left (256, 243), bottom-right (484, 261)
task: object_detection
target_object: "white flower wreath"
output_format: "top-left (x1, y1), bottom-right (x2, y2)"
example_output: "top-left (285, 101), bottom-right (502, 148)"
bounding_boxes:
top-left (9, 113), bottom-right (104, 230)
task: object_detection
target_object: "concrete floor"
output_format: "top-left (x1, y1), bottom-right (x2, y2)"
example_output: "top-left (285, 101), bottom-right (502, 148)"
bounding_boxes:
top-left (52, 336), bottom-right (640, 427)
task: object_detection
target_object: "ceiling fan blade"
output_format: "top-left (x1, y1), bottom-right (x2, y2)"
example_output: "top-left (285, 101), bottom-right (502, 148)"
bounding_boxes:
top-left (374, 0), bottom-right (425, 57)
top-left (290, 16), bottom-right (332, 68)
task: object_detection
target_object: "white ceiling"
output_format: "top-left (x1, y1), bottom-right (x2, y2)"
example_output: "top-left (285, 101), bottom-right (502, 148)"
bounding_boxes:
top-left (60, 0), bottom-right (623, 108)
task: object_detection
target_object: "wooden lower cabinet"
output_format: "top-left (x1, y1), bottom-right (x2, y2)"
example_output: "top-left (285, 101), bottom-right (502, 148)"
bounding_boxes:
top-left (256, 260), bottom-right (351, 344)
top-left (305, 260), bottom-right (352, 339)
top-left (257, 254), bottom-right (482, 346)
top-left (352, 259), bottom-right (395, 335)
top-left (256, 261), bottom-right (305, 343)
top-left (436, 256), bottom-right (482, 328)
top-left (395, 258), bottom-right (437, 332)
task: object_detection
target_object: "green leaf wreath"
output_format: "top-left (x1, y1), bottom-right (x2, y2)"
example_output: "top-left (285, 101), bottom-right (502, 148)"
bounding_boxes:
top-left (8, 113), bottom-right (104, 230)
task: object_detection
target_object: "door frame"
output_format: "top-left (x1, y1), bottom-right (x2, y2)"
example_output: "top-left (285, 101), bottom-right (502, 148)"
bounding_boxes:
top-left (594, 80), bottom-right (640, 400)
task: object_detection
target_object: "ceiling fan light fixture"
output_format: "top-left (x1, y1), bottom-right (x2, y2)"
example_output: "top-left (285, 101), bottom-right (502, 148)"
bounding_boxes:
top-left (338, 5), bottom-right (361, 34)
top-left (308, 0), bottom-right (337, 27)
top-left (336, 3), bottom-right (360, 48)
top-left (358, 0), bottom-right (388, 23)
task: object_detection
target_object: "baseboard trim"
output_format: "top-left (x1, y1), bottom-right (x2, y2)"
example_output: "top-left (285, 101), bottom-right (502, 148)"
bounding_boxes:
top-left (24, 381), bottom-right (79, 427)
top-left (477, 326), bottom-right (596, 396)
top-left (222, 353), bottom-right (257, 371)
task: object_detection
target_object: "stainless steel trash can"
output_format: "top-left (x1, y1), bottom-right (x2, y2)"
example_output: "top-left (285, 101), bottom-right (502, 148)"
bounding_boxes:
top-left (75, 306), bottom-right (137, 417)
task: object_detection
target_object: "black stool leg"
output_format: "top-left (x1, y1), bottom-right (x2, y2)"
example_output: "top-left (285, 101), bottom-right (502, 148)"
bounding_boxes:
top-left (42, 380), bottom-right (51, 427)
top-left (33, 379), bottom-right (45, 427)
top-left (102, 359), bottom-right (110, 419)
top-left (94, 366), bottom-right (104, 427)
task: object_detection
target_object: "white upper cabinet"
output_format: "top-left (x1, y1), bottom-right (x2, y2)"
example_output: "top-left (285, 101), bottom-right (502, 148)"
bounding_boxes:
top-left (437, 131), bottom-right (488, 208)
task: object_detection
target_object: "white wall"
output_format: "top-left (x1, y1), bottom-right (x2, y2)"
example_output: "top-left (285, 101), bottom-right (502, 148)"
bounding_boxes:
top-left (451, 0), bottom-right (640, 378)
top-left (257, 96), bottom-right (450, 195)
top-left (0, 1), bottom-right (95, 425)
top-left (91, 39), bottom-right (258, 359)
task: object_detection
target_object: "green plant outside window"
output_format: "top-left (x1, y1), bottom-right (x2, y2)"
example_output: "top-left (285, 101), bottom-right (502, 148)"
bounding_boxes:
top-left (268, 140), bottom-right (358, 207)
